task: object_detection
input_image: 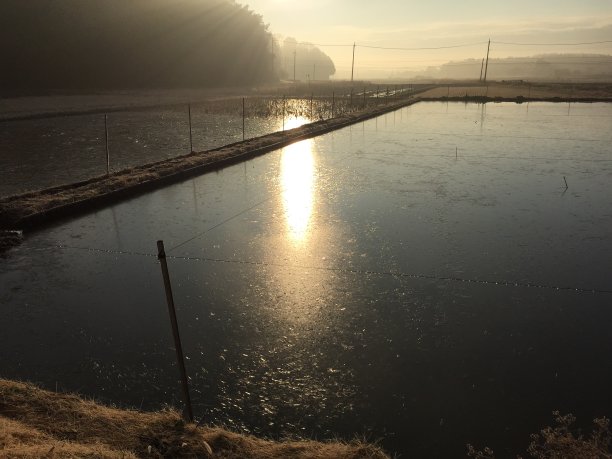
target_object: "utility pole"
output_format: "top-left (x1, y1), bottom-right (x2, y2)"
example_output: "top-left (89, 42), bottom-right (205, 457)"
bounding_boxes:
top-left (271, 37), bottom-right (275, 76)
top-left (293, 50), bottom-right (296, 82)
top-left (483, 39), bottom-right (491, 83)
top-left (350, 42), bottom-right (356, 83)
top-left (479, 58), bottom-right (484, 81)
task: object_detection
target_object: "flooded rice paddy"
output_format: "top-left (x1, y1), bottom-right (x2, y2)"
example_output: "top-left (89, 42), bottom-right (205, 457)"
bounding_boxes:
top-left (1, 102), bottom-right (611, 457)
top-left (0, 94), bottom-right (389, 197)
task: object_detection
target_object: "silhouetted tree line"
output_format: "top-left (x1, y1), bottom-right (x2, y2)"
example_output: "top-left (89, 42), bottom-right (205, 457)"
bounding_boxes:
top-left (0, 0), bottom-right (278, 93)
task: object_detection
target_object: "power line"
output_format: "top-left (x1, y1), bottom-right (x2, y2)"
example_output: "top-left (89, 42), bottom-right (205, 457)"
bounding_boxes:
top-left (295, 40), bottom-right (612, 49)
top-left (359, 41), bottom-right (488, 51)
top-left (296, 42), bottom-right (353, 48)
top-left (442, 61), bottom-right (612, 66)
top-left (293, 41), bottom-right (489, 50)
top-left (493, 39), bottom-right (612, 46)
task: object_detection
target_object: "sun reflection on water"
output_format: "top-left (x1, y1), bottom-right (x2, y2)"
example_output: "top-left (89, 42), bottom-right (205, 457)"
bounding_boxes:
top-left (280, 138), bottom-right (315, 245)
top-left (282, 115), bottom-right (311, 131)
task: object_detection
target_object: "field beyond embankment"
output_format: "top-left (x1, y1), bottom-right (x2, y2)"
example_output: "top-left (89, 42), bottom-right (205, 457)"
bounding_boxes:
top-left (0, 378), bottom-right (388, 458)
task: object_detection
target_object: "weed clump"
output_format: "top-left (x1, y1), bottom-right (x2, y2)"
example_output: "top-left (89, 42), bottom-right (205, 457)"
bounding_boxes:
top-left (467, 411), bottom-right (612, 458)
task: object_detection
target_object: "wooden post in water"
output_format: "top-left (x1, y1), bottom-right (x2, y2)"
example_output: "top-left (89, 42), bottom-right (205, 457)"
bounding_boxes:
top-left (242, 97), bottom-right (245, 141)
top-left (282, 95), bottom-right (285, 131)
top-left (310, 93), bottom-right (313, 120)
top-left (156, 240), bottom-right (194, 423)
top-left (104, 114), bottom-right (110, 175)
top-left (331, 92), bottom-right (335, 118)
top-left (363, 87), bottom-right (366, 107)
top-left (188, 104), bottom-right (193, 152)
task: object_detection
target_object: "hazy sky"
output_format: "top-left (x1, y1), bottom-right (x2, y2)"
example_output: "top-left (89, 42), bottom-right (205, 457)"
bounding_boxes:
top-left (244, 0), bottom-right (612, 79)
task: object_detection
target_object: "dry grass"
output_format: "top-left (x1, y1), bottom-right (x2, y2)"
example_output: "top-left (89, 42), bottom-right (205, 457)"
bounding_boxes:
top-left (0, 378), bottom-right (389, 459)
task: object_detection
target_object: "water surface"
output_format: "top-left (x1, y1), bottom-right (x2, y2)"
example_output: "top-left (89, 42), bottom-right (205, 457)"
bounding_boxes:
top-left (1, 102), bottom-right (611, 457)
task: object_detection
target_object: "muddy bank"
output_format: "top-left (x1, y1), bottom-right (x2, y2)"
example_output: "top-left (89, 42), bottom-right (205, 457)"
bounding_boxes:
top-left (0, 99), bottom-right (416, 231)
top-left (0, 378), bottom-right (389, 458)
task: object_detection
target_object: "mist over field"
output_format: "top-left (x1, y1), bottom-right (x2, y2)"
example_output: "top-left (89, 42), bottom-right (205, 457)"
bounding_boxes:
top-left (401, 54), bottom-right (612, 82)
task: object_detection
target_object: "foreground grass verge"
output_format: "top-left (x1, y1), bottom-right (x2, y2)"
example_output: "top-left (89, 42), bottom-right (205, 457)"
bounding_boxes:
top-left (0, 378), bottom-right (389, 458)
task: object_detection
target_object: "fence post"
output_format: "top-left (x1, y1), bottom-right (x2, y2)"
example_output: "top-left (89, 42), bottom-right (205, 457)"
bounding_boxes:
top-left (282, 95), bottom-right (285, 131)
top-left (331, 92), bottom-right (335, 118)
top-left (242, 97), bottom-right (245, 141)
top-left (310, 93), bottom-right (313, 120)
top-left (104, 114), bottom-right (110, 175)
top-left (363, 87), bottom-right (366, 107)
top-left (156, 240), bottom-right (194, 423)
top-left (188, 104), bottom-right (193, 152)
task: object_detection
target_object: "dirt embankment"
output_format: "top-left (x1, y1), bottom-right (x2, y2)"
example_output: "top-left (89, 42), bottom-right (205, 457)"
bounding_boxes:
top-left (0, 378), bottom-right (388, 458)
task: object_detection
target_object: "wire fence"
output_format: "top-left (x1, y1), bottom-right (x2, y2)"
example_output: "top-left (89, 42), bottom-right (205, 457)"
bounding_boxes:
top-left (45, 243), bottom-right (612, 295)
top-left (0, 84), bottom-right (418, 198)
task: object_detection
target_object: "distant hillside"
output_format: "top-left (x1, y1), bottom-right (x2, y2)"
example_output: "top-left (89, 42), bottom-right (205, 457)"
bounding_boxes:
top-left (407, 54), bottom-right (612, 82)
top-left (0, 0), bottom-right (278, 93)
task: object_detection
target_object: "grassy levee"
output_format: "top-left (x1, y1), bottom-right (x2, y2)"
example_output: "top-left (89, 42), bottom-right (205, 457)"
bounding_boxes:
top-left (0, 378), bottom-right (389, 458)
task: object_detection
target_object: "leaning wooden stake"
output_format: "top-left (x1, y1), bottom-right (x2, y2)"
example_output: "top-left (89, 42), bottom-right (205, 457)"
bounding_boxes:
top-left (188, 104), bottom-right (193, 153)
top-left (104, 114), bottom-right (110, 175)
top-left (157, 240), bottom-right (194, 423)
